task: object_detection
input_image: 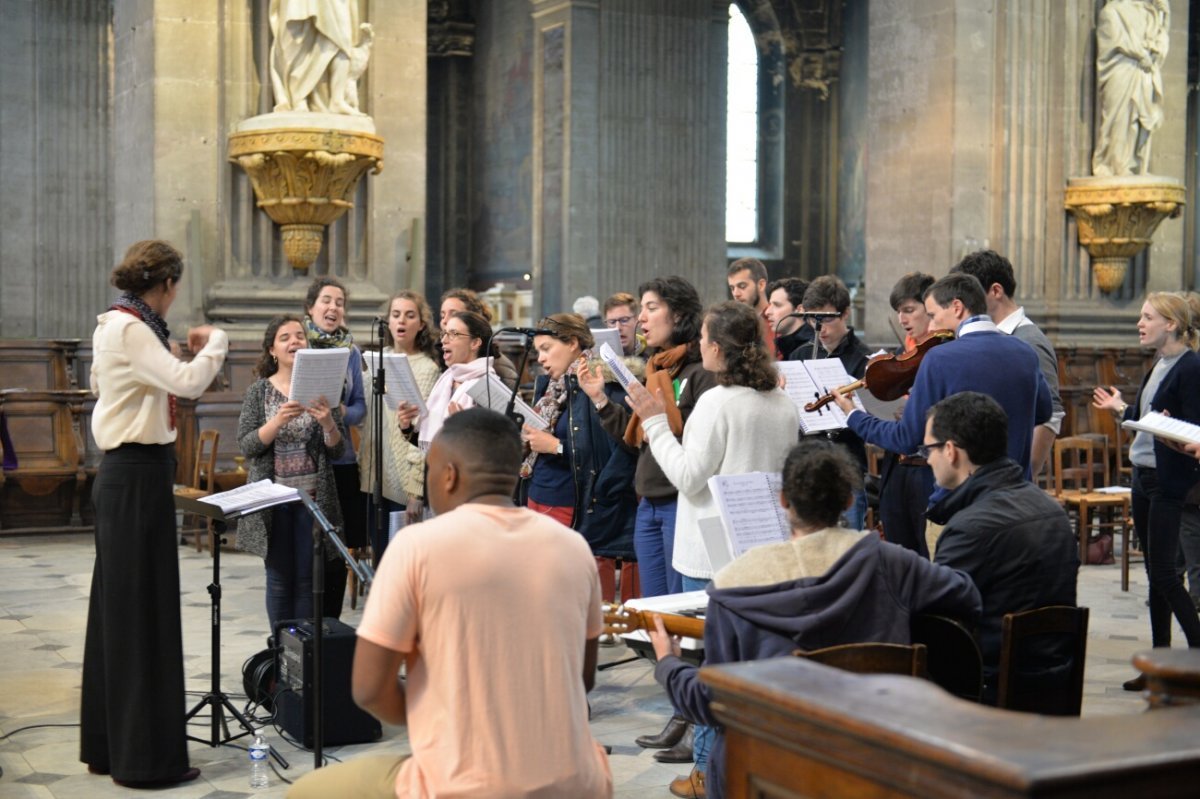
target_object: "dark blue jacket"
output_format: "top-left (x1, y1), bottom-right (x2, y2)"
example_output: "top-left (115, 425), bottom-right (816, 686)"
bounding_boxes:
top-left (654, 534), bottom-right (980, 799)
top-left (1124, 350), bottom-right (1200, 499)
top-left (525, 373), bottom-right (637, 558)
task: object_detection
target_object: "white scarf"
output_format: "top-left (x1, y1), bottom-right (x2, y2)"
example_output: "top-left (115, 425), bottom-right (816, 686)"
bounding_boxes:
top-left (418, 357), bottom-right (493, 448)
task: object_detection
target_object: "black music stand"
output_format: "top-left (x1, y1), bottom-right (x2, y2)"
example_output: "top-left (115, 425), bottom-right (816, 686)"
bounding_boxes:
top-left (173, 493), bottom-right (289, 770)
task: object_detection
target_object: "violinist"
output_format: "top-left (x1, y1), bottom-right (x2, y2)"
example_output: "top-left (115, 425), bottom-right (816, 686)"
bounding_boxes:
top-left (875, 272), bottom-right (937, 556)
top-left (789, 276), bottom-right (872, 529)
top-left (832, 273), bottom-right (1052, 554)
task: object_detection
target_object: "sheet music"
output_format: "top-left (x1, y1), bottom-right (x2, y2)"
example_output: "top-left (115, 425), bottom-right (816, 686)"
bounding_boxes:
top-left (590, 328), bottom-right (624, 358)
top-left (199, 479), bottom-right (300, 515)
top-left (803, 358), bottom-right (866, 414)
top-left (708, 472), bottom-right (791, 559)
top-left (598, 343), bottom-right (638, 390)
top-left (288, 347), bottom-right (351, 408)
top-left (464, 373), bottom-right (550, 430)
top-left (362, 350), bottom-right (428, 414)
top-left (776, 361), bottom-right (842, 433)
top-left (1123, 412), bottom-right (1200, 446)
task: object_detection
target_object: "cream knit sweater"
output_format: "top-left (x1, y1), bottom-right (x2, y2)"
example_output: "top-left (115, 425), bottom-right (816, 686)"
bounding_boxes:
top-left (644, 384), bottom-right (799, 580)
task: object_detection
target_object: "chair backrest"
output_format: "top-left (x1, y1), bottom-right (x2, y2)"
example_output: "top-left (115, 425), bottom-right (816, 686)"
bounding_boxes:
top-left (793, 642), bottom-right (927, 678)
top-left (997, 605), bottom-right (1089, 716)
top-left (1053, 436), bottom-right (1105, 495)
top-left (911, 614), bottom-right (983, 702)
top-left (192, 429), bottom-right (219, 491)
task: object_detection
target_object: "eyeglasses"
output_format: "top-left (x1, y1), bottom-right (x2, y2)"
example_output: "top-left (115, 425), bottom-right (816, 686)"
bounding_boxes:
top-left (440, 329), bottom-right (471, 341)
top-left (605, 316), bottom-right (635, 328)
top-left (917, 441), bottom-right (949, 460)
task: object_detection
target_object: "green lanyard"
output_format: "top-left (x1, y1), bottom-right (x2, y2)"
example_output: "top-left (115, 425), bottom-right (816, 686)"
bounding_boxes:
top-left (672, 378), bottom-right (685, 403)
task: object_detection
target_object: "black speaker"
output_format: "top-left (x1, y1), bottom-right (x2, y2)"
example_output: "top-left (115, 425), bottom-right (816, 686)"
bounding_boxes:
top-left (274, 617), bottom-right (382, 747)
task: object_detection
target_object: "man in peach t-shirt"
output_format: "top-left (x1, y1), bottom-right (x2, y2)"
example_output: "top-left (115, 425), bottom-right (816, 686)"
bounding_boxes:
top-left (288, 408), bottom-right (612, 799)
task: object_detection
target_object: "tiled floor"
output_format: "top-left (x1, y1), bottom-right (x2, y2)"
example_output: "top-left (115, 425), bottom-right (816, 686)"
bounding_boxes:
top-left (0, 533), bottom-right (1158, 798)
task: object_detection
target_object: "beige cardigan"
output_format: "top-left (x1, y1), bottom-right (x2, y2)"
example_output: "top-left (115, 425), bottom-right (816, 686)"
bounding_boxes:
top-left (358, 350), bottom-right (441, 504)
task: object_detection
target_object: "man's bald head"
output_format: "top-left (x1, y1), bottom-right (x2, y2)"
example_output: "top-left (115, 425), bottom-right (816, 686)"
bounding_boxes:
top-left (426, 408), bottom-right (522, 514)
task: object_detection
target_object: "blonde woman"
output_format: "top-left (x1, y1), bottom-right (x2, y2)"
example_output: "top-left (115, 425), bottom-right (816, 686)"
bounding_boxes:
top-left (1095, 292), bottom-right (1200, 689)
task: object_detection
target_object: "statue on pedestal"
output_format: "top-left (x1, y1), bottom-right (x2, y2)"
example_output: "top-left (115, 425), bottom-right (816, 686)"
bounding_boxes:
top-left (269, 0), bottom-right (374, 115)
top-left (1091, 0), bottom-right (1169, 177)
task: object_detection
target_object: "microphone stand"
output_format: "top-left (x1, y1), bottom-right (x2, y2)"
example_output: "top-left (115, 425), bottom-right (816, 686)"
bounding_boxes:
top-left (371, 318), bottom-right (387, 566)
top-left (488, 328), bottom-right (538, 429)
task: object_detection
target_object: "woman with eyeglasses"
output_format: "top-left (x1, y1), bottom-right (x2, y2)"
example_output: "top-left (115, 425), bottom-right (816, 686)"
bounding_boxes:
top-left (359, 290), bottom-right (441, 562)
top-left (397, 310), bottom-right (502, 452)
top-left (1094, 291), bottom-right (1200, 690)
top-left (521, 314), bottom-right (639, 603)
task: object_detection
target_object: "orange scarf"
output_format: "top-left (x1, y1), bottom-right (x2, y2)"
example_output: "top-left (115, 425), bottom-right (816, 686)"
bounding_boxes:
top-left (623, 344), bottom-right (691, 448)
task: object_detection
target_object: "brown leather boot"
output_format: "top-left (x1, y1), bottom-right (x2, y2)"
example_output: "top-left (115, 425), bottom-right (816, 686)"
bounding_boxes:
top-left (635, 715), bottom-right (687, 749)
top-left (669, 765), bottom-right (706, 799)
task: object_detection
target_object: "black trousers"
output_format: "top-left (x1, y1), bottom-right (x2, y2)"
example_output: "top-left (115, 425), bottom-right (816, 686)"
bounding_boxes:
top-left (80, 443), bottom-right (190, 781)
top-left (878, 454), bottom-right (933, 558)
top-left (1132, 466), bottom-right (1200, 648)
top-left (324, 462), bottom-right (365, 619)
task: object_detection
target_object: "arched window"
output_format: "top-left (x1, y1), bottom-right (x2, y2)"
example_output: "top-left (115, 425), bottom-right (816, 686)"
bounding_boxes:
top-left (726, 3), bottom-right (759, 244)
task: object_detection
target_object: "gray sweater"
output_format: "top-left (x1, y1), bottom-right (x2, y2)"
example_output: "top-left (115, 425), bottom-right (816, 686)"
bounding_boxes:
top-left (235, 378), bottom-right (346, 560)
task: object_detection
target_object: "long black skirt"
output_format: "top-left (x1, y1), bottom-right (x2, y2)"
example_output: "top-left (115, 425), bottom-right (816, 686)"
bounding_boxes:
top-left (80, 443), bottom-right (190, 781)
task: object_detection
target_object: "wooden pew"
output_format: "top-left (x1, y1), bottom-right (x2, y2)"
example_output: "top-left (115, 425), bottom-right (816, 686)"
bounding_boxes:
top-left (703, 656), bottom-right (1200, 798)
top-left (0, 389), bottom-right (90, 531)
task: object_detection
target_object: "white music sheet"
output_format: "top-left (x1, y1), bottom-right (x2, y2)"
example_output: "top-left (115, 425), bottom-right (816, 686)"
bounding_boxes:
top-left (777, 361), bottom-right (843, 434)
top-left (362, 350), bottom-right (428, 415)
top-left (288, 347), bottom-right (351, 407)
top-left (598, 342), bottom-right (638, 390)
top-left (1123, 412), bottom-right (1200, 447)
top-left (708, 472), bottom-right (791, 559)
top-left (464, 373), bottom-right (550, 430)
top-left (590, 328), bottom-right (624, 359)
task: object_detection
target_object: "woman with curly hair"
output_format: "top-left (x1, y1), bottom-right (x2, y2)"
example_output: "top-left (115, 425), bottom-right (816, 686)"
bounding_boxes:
top-left (625, 300), bottom-right (800, 797)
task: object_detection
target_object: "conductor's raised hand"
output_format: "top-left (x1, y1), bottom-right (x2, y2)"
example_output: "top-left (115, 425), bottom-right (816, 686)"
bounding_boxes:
top-left (187, 325), bottom-right (217, 353)
top-left (648, 614), bottom-right (682, 661)
top-left (578, 363), bottom-right (607, 403)
top-left (396, 401), bottom-right (420, 431)
top-left (625, 379), bottom-right (666, 422)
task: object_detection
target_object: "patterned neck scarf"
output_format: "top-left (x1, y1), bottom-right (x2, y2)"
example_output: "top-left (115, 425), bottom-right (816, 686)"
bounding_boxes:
top-left (520, 350), bottom-right (592, 478)
top-left (111, 292), bottom-right (170, 349)
top-left (304, 314), bottom-right (353, 349)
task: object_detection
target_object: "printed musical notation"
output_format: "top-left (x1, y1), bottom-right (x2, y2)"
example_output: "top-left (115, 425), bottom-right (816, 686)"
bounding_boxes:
top-left (289, 347), bottom-right (351, 407)
top-left (707, 472), bottom-right (792, 560)
top-left (362, 350), bottom-right (428, 415)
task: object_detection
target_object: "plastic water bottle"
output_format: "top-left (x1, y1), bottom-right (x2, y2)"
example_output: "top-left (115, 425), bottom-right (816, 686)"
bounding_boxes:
top-left (249, 729), bottom-right (269, 789)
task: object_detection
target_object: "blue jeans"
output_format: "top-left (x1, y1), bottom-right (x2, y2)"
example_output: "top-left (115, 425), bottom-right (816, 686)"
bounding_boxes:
top-left (265, 503), bottom-right (315, 634)
top-left (634, 497), bottom-right (682, 597)
top-left (843, 488), bottom-right (868, 532)
top-left (680, 574), bottom-right (712, 771)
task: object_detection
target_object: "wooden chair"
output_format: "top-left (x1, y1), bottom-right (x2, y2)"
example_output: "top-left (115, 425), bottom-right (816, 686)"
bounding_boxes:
top-left (997, 605), bottom-right (1089, 716)
top-left (175, 429), bottom-right (219, 553)
top-left (911, 614), bottom-right (983, 702)
top-left (794, 642), bottom-right (927, 678)
top-left (1051, 436), bottom-right (1132, 566)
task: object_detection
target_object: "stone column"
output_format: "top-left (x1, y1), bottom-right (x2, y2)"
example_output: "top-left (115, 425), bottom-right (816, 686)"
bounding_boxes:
top-left (529, 0), bottom-right (729, 314)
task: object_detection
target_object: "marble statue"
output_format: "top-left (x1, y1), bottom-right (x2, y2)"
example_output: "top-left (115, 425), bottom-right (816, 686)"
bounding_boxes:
top-left (269, 0), bottom-right (374, 116)
top-left (1091, 0), bottom-right (1169, 177)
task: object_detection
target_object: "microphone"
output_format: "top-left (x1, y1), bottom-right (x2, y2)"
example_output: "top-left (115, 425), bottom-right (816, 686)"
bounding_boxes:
top-left (790, 311), bottom-right (842, 320)
top-left (498, 326), bottom-right (557, 337)
top-left (372, 316), bottom-right (388, 338)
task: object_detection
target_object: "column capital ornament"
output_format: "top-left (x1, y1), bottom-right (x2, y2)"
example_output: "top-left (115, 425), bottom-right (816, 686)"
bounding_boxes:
top-left (1064, 176), bottom-right (1184, 292)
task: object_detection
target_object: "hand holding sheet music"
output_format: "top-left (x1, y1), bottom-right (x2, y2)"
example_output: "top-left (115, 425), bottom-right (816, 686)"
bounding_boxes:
top-left (1122, 411), bottom-right (1200, 447)
top-left (362, 350), bottom-right (429, 415)
top-left (289, 347), bottom-right (351, 407)
top-left (599, 343), bottom-right (638, 390)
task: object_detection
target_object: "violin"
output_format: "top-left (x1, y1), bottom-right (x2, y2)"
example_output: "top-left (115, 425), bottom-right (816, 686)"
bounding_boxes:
top-left (804, 329), bottom-right (955, 412)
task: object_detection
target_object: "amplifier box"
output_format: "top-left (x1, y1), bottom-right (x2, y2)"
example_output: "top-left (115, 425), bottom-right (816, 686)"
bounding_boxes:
top-left (274, 617), bottom-right (382, 748)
